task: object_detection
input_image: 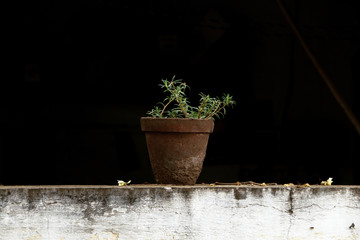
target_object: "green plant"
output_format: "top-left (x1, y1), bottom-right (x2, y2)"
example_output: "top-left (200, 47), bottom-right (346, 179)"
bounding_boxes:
top-left (147, 76), bottom-right (236, 119)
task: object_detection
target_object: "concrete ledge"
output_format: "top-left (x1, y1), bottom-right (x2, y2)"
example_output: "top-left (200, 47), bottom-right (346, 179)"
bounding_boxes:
top-left (1, 185), bottom-right (359, 240)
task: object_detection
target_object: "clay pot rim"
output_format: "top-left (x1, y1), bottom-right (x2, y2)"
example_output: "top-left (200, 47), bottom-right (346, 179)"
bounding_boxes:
top-left (140, 117), bottom-right (214, 133)
top-left (140, 116), bottom-right (214, 120)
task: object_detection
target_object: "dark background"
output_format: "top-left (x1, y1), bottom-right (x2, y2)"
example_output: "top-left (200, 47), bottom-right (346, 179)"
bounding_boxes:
top-left (1, 0), bottom-right (360, 185)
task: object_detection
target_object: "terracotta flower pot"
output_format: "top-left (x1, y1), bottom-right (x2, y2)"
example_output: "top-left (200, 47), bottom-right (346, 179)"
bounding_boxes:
top-left (140, 117), bottom-right (214, 185)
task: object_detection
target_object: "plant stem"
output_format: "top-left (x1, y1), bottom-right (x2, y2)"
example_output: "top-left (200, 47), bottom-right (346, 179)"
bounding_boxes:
top-left (171, 82), bottom-right (188, 118)
top-left (197, 98), bottom-right (208, 119)
top-left (160, 97), bottom-right (174, 116)
top-left (203, 101), bottom-right (218, 119)
top-left (207, 102), bottom-right (227, 119)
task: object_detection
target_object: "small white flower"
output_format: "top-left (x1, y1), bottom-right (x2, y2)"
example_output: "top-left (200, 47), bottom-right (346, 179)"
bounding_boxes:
top-left (117, 180), bottom-right (131, 186)
top-left (321, 177), bottom-right (333, 186)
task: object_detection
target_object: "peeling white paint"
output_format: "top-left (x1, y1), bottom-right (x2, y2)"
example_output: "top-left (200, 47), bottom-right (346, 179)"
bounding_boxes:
top-left (0, 185), bottom-right (359, 240)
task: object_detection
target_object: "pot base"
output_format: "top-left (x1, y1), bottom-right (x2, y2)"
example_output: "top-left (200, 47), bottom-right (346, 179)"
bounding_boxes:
top-left (145, 133), bottom-right (210, 185)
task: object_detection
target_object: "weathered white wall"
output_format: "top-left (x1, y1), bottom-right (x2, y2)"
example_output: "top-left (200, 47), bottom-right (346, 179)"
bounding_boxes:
top-left (0, 185), bottom-right (359, 240)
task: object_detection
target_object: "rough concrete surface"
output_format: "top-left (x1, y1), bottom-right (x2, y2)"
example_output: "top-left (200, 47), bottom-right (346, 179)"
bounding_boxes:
top-left (0, 185), bottom-right (359, 240)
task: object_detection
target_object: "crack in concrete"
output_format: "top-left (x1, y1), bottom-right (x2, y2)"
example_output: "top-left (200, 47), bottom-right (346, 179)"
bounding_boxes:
top-left (286, 188), bottom-right (294, 240)
top-left (292, 202), bottom-right (360, 212)
top-left (240, 203), bottom-right (288, 213)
